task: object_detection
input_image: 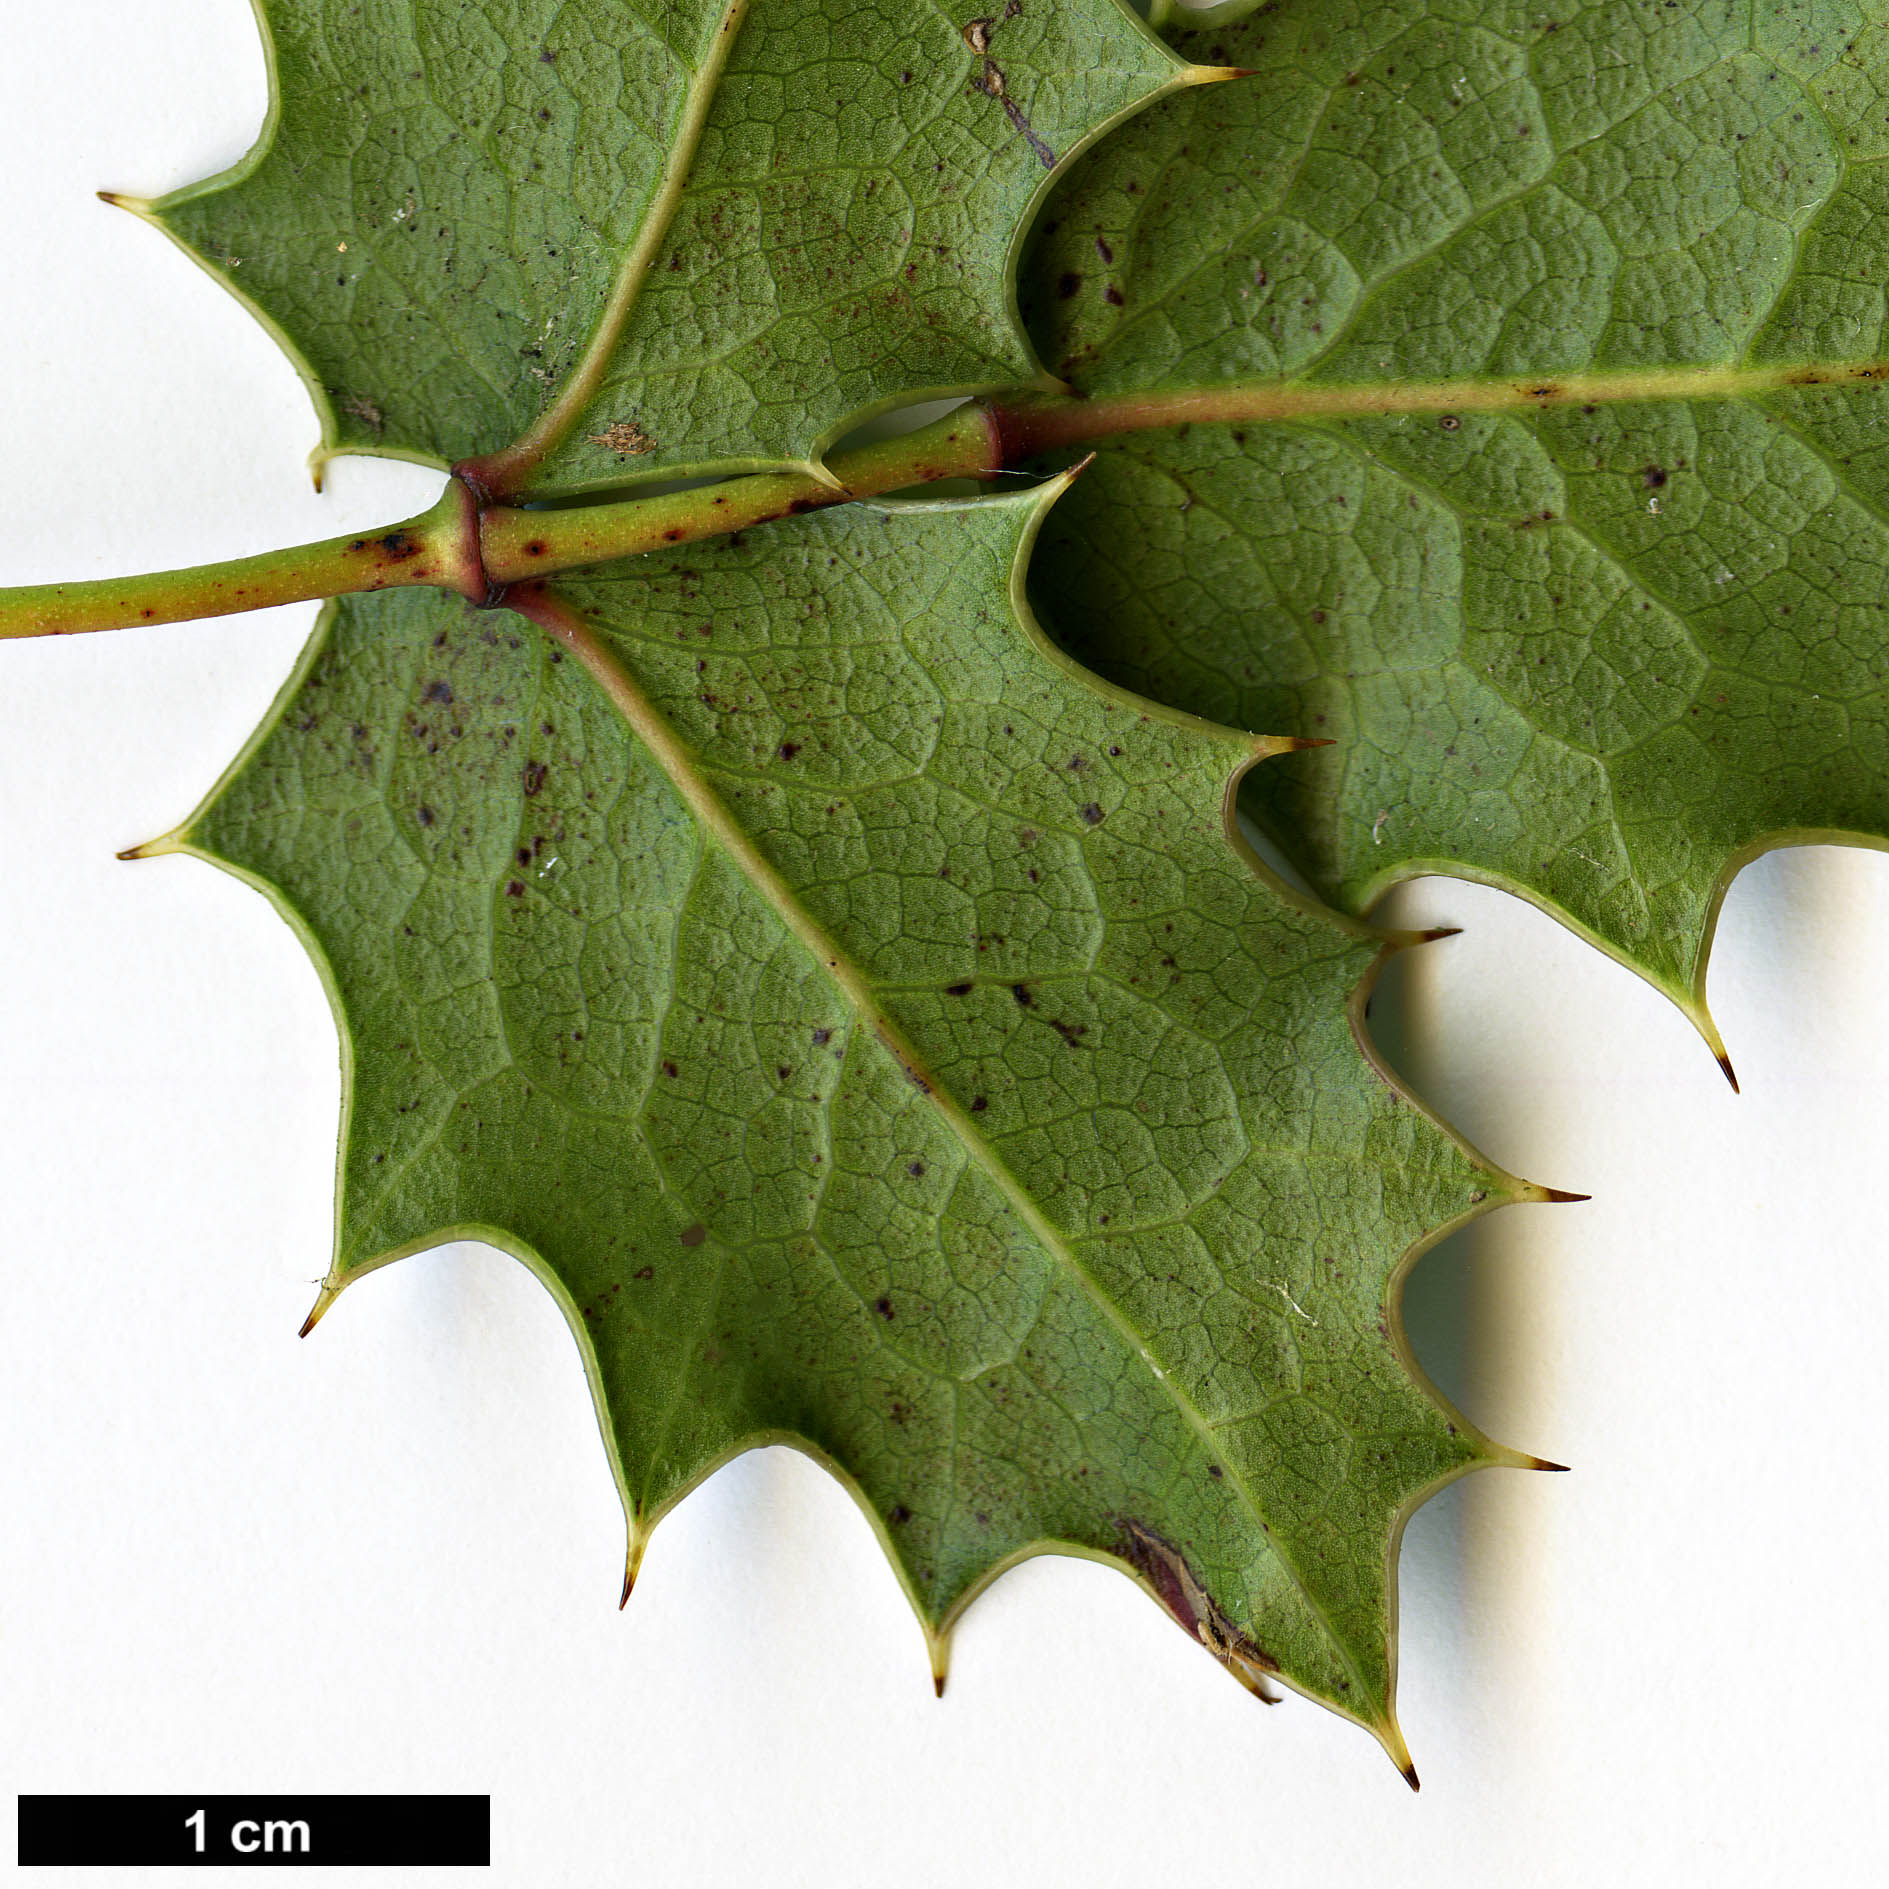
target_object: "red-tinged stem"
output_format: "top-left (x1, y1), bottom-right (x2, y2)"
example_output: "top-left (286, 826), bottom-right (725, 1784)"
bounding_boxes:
top-left (480, 406), bottom-right (1000, 583)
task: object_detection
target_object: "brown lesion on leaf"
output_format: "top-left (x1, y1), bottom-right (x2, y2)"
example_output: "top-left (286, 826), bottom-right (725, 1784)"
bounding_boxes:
top-left (341, 392), bottom-right (385, 438)
top-left (588, 420), bottom-right (657, 455)
top-left (963, 4), bottom-right (1057, 169)
top-left (1118, 1517), bottom-right (1282, 1702)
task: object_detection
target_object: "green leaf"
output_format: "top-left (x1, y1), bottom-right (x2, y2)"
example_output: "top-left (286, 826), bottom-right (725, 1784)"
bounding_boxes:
top-left (144, 0), bottom-right (1188, 494)
top-left (1023, 0), bottom-right (1889, 1042)
top-left (168, 483), bottom-right (1526, 1758)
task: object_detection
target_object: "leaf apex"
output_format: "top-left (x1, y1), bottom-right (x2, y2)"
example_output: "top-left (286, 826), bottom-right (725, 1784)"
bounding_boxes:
top-left (1182, 64), bottom-right (1253, 85)
top-left (96, 189), bottom-right (155, 217)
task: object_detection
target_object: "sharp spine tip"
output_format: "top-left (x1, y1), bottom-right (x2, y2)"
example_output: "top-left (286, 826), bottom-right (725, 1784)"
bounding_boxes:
top-left (297, 1313), bottom-right (318, 1339)
top-left (619, 1570), bottom-right (635, 1610)
top-left (1541, 1187), bottom-right (1590, 1204)
top-left (1532, 1457), bottom-right (1571, 1473)
top-left (932, 1672), bottom-right (947, 1699)
top-left (1419, 924), bottom-right (1462, 943)
top-left (1717, 1051), bottom-right (1740, 1094)
top-left (1401, 1762), bottom-right (1421, 1794)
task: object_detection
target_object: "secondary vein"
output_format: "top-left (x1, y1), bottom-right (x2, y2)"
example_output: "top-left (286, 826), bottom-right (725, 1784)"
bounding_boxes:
top-left (456, 0), bottom-right (753, 501)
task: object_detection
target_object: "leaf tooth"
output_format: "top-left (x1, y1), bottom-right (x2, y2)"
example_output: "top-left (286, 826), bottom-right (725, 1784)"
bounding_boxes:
top-left (1372, 1711), bottom-right (1421, 1792)
top-left (116, 830), bottom-right (184, 862)
top-left (1481, 1438), bottom-right (1570, 1475)
top-left (927, 1628), bottom-right (952, 1700)
top-left (297, 1283), bottom-right (339, 1339)
top-left (618, 1526), bottom-right (649, 1611)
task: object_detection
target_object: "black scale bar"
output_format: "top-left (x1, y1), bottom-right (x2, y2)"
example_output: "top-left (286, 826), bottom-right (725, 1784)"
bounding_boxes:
top-left (17, 1795), bottom-right (489, 1867)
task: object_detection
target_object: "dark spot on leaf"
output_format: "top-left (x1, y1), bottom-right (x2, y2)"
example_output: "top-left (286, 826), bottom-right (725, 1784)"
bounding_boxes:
top-left (1081, 803), bottom-right (1104, 825)
top-left (908, 1160), bottom-right (926, 1177)
top-left (661, 1059), bottom-right (679, 1077)
top-left (874, 1295), bottom-right (895, 1319)
top-left (778, 741), bottom-right (800, 760)
top-left (1642, 465), bottom-right (1668, 488)
top-left (633, 1265), bottom-right (653, 1280)
top-left (505, 880), bottom-right (525, 897)
top-left (1058, 271), bottom-right (1082, 297)
top-left (812, 1028), bottom-right (833, 1046)
top-left (380, 531), bottom-right (419, 560)
top-left (945, 981), bottom-right (973, 996)
top-left (890, 1504), bottom-right (912, 1524)
top-left (971, 1095), bottom-right (988, 1110)
top-left (1012, 983), bottom-right (1032, 1005)
top-left (423, 680), bottom-right (453, 704)
top-left (679, 1223), bottom-right (707, 1247)
top-left (523, 759), bottom-right (547, 795)
top-left (1439, 414), bottom-right (1462, 431)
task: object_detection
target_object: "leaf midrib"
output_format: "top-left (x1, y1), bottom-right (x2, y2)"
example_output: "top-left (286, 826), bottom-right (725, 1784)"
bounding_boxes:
top-left (511, 577), bottom-right (1382, 1712)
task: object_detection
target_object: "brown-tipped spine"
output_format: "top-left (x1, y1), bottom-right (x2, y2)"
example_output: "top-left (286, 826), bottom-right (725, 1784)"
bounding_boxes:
top-left (1716, 1051), bottom-right (1740, 1094)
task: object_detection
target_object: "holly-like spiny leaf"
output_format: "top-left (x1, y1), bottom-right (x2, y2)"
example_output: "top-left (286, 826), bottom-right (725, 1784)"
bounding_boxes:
top-left (1024, 0), bottom-right (1889, 1049)
top-left (159, 484), bottom-right (1536, 1761)
top-left (141, 0), bottom-right (1195, 495)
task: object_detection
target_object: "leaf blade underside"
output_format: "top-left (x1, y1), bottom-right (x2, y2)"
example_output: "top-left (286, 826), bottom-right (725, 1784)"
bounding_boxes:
top-left (1024, 0), bottom-right (1889, 1031)
top-left (150, 0), bottom-right (1188, 494)
top-left (176, 486), bottom-right (1525, 1752)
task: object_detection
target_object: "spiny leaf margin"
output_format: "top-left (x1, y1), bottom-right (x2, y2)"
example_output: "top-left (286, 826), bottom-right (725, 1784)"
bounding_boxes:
top-left (149, 478), bottom-right (1543, 1762)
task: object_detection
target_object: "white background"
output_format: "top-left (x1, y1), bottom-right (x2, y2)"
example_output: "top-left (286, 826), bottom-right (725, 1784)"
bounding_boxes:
top-left (2, 5), bottom-right (1884, 1883)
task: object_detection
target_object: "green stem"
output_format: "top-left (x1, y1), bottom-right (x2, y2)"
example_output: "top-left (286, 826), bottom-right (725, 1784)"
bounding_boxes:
top-left (15, 357), bottom-right (1878, 642)
top-left (0, 482), bottom-right (485, 639)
